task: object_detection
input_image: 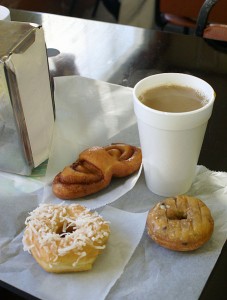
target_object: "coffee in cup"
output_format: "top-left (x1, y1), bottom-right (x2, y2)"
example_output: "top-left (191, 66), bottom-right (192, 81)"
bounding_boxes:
top-left (138, 84), bottom-right (208, 113)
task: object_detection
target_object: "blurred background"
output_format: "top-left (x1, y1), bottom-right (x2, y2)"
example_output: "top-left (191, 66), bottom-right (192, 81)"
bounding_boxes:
top-left (1, 0), bottom-right (227, 35)
top-left (0, 1), bottom-right (227, 40)
top-left (0, 0), bottom-right (227, 34)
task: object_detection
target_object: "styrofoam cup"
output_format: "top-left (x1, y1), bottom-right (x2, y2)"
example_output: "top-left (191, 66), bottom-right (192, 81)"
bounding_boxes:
top-left (0, 5), bottom-right (10, 21)
top-left (133, 73), bottom-right (215, 196)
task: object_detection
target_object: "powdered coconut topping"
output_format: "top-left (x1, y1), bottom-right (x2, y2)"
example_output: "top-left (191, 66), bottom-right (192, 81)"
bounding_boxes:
top-left (22, 203), bottom-right (110, 265)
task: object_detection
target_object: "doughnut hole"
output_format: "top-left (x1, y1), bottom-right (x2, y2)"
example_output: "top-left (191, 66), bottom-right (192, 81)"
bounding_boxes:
top-left (56, 224), bottom-right (76, 237)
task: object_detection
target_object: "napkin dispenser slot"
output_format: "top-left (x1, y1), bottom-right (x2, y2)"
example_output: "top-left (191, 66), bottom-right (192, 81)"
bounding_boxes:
top-left (0, 21), bottom-right (55, 175)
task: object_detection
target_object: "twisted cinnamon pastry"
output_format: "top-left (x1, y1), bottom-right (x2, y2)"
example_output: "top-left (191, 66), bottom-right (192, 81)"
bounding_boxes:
top-left (52, 143), bottom-right (142, 199)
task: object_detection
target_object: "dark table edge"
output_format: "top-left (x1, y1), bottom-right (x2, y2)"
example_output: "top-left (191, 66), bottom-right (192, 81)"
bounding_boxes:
top-left (0, 280), bottom-right (40, 300)
top-left (199, 239), bottom-right (227, 300)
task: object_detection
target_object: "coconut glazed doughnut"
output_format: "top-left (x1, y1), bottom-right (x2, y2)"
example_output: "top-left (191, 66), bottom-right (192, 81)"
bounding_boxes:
top-left (146, 195), bottom-right (214, 251)
top-left (23, 203), bottom-right (110, 273)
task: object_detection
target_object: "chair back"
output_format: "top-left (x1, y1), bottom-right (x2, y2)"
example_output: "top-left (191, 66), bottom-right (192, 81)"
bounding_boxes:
top-left (196, 0), bottom-right (227, 42)
top-left (157, 0), bottom-right (227, 33)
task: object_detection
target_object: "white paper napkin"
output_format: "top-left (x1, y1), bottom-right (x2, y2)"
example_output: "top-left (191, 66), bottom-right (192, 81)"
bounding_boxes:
top-left (0, 199), bottom-right (147, 300)
top-left (107, 165), bottom-right (227, 300)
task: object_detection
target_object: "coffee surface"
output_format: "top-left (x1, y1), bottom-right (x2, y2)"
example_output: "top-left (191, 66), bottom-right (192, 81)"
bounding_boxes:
top-left (139, 85), bottom-right (207, 113)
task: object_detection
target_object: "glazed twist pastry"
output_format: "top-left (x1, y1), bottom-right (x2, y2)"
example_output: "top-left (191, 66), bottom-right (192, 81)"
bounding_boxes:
top-left (52, 143), bottom-right (142, 199)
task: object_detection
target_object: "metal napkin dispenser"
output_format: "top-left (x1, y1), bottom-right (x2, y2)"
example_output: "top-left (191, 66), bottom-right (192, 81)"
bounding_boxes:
top-left (0, 21), bottom-right (55, 175)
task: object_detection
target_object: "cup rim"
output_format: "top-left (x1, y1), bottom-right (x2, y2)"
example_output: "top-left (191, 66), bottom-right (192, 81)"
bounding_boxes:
top-left (133, 73), bottom-right (215, 117)
top-left (0, 5), bottom-right (10, 20)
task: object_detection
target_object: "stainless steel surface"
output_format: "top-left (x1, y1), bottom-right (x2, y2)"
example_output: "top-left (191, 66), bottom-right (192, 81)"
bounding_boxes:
top-left (10, 10), bottom-right (153, 85)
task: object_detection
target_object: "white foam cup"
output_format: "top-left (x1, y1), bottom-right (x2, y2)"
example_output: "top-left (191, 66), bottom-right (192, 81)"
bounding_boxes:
top-left (133, 73), bottom-right (215, 196)
top-left (0, 5), bottom-right (11, 21)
